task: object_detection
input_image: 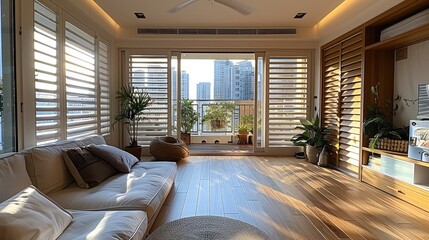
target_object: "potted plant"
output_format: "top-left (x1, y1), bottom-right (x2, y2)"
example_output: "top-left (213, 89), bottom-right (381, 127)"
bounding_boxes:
top-left (363, 83), bottom-right (408, 150)
top-left (237, 114), bottom-right (253, 144)
top-left (180, 99), bottom-right (198, 145)
top-left (113, 85), bottom-right (152, 159)
top-left (291, 114), bottom-right (330, 164)
top-left (202, 102), bottom-right (235, 131)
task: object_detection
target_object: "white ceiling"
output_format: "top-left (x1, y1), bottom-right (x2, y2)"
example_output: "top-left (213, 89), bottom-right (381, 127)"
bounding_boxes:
top-left (93, 0), bottom-right (345, 28)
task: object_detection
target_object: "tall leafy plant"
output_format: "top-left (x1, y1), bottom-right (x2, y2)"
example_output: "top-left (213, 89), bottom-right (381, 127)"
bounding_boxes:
top-left (181, 99), bottom-right (198, 133)
top-left (291, 114), bottom-right (330, 148)
top-left (113, 85), bottom-right (152, 147)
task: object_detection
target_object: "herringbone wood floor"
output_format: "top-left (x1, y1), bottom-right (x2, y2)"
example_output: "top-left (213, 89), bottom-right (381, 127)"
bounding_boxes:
top-left (150, 156), bottom-right (429, 240)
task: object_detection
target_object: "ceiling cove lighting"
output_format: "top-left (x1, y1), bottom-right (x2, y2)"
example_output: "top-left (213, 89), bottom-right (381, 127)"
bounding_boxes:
top-left (87, 0), bottom-right (120, 31)
top-left (134, 12), bottom-right (146, 19)
top-left (294, 12), bottom-right (307, 19)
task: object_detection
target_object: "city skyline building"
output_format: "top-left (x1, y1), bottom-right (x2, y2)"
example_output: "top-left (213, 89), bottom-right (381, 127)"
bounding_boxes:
top-left (215, 60), bottom-right (254, 101)
top-left (231, 61), bottom-right (254, 100)
top-left (214, 60), bottom-right (233, 100)
top-left (197, 82), bottom-right (211, 100)
top-left (172, 69), bottom-right (190, 100)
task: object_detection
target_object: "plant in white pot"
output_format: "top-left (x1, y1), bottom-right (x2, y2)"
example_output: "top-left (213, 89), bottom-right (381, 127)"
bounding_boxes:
top-left (291, 114), bottom-right (330, 164)
top-left (113, 85), bottom-right (152, 159)
top-left (180, 99), bottom-right (198, 145)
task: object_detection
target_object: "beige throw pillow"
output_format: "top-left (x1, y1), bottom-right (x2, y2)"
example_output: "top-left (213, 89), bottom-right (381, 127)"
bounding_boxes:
top-left (0, 153), bottom-right (32, 203)
top-left (63, 147), bottom-right (117, 188)
top-left (0, 186), bottom-right (72, 240)
top-left (87, 145), bottom-right (139, 173)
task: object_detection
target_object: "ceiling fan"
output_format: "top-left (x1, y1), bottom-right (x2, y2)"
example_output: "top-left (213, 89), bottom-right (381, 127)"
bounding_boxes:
top-left (169, 0), bottom-right (253, 15)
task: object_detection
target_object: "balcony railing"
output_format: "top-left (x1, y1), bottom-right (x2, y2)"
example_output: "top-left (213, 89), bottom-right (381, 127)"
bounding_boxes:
top-left (176, 99), bottom-right (254, 136)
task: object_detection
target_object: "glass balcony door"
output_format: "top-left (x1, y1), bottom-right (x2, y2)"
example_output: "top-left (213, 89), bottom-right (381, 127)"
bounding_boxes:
top-left (174, 52), bottom-right (257, 153)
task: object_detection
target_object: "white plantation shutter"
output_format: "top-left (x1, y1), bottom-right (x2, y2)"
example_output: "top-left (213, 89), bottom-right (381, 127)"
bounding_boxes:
top-left (65, 21), bottom-right (97, 139)
top-left (98, 41), bottom-right (110, 135)
top-left (128, 54), bottom-right (169, 146)
top-left (34, 1), bottom-right (61, 145)
top-left (33, 1), bottom-right (110, 145)
top-left (267, 54), bottom-right (310, 147)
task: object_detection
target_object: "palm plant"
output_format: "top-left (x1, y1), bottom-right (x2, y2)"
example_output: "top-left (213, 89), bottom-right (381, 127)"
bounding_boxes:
top-left (113, 85), bottom-right (152, 147)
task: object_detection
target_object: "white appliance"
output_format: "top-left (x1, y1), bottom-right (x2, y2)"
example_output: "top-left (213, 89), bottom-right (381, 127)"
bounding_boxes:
top-left (408, 120), bottom-right (429, 162)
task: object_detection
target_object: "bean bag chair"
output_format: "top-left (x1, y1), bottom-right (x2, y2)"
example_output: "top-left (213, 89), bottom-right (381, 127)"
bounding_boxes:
top-left (150, 137), bottom-right (189, 161)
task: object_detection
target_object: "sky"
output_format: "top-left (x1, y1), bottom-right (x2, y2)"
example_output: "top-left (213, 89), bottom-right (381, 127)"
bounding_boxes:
top-left (181, 59), bottom-right (214, 99)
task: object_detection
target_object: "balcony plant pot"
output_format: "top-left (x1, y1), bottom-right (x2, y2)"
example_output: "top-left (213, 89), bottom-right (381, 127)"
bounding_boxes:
top-left (124, 145), bottom-right (142, 160)
top-left (180, 99), bottom-right (198, 145)
top-left (181, 132), bottom-right (191, 145)
top-left (237, 134), bottom-right (248, 145)
top-left (305, 145), bottom-right (319, 164)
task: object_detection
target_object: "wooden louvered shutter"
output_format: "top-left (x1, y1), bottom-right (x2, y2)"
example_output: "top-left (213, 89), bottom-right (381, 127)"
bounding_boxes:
top-left (339, 33), bottom-right (363, 173)
top-left (321, 44), bottom-right (341, 166)
top-left (321, 31), bottom-right (363, 174)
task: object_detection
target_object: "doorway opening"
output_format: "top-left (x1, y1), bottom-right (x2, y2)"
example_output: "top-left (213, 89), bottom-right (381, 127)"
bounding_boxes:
top-left (172, 53), bottom-right (259, 153)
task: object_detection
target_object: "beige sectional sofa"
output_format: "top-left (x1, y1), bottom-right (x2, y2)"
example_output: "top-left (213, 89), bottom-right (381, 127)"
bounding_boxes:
top-left (0, 135), bottom-right (177, 239)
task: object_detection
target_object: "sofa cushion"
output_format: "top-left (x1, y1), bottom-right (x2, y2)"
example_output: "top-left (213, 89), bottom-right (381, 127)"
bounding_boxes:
top-left (74, 135), bottom-right (106, 147)
top-left (87, 145), bottom-right (139, 173)
top-left (0, 153), bottom-right (32, 202)
top-left (59, 210), bottom-right (147, 240)
top-left (48, 161), bottom-right (177, 220)
top-left (63, 147), bottom-right (117, 188)
top-left (23, 141), bottom-right (79, 194)
top-left (0, 186), bottom-right (72, 240)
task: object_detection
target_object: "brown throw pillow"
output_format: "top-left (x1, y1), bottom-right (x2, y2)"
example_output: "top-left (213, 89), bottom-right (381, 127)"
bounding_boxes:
top-left (86, 145), bottom-right (139, 173)
top-left (63, 147), bottom-right (117, 188)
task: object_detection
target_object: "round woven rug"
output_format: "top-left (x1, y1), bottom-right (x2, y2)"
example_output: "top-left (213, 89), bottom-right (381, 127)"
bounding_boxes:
top-left (146, 216), bottom-right (270, 240)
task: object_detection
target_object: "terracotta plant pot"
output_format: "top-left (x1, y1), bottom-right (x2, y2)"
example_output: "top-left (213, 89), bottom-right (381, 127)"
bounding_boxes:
top-left (305, 145), bottom-right (319, 164)
top-left (124, 146), bottom-right (142, 160)
top-left (181, 132), bottom-right (191, 145)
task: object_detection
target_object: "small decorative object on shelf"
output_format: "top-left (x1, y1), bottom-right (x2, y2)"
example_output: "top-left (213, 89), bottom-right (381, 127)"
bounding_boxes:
top-left (376, 138), bottom-right (408, 153)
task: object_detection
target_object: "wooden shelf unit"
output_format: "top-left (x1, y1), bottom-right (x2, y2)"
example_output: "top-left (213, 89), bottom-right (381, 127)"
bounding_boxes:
top-left (320, 1), bottom-right (429, 210)
top-left (358, 0), bottom-right (429, 211)
top-left (362, 147), bottom-right (429, 168)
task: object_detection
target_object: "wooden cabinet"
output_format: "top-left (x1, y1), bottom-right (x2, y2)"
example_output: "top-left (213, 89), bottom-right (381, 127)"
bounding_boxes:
top-left (321, 0), bottom-right (429, 211)
top-left (359, 0), bottom-right (429, 211)
top-left (362, 148), bottom-right (429, 210)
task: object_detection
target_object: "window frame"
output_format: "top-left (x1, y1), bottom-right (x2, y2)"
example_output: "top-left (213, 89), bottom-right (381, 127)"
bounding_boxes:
top-left (21, 0), bottom-right (111, 147)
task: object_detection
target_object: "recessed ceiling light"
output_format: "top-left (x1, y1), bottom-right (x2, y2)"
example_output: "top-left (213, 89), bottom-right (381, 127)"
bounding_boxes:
top-left (134, 12), bottom-right (146, 19)
top-left (294, 13), bottom-right (306, 19)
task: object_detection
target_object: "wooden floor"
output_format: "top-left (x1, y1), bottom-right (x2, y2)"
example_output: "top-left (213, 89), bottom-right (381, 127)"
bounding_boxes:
top-left (150, 156), bottom-right (429, 240)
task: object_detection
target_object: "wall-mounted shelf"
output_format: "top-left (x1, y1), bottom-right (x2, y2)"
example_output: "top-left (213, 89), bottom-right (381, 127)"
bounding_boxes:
top-left (365, 24), bottom-right (429, 51)
top-left (362, 147), bottom-right (429, 168)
